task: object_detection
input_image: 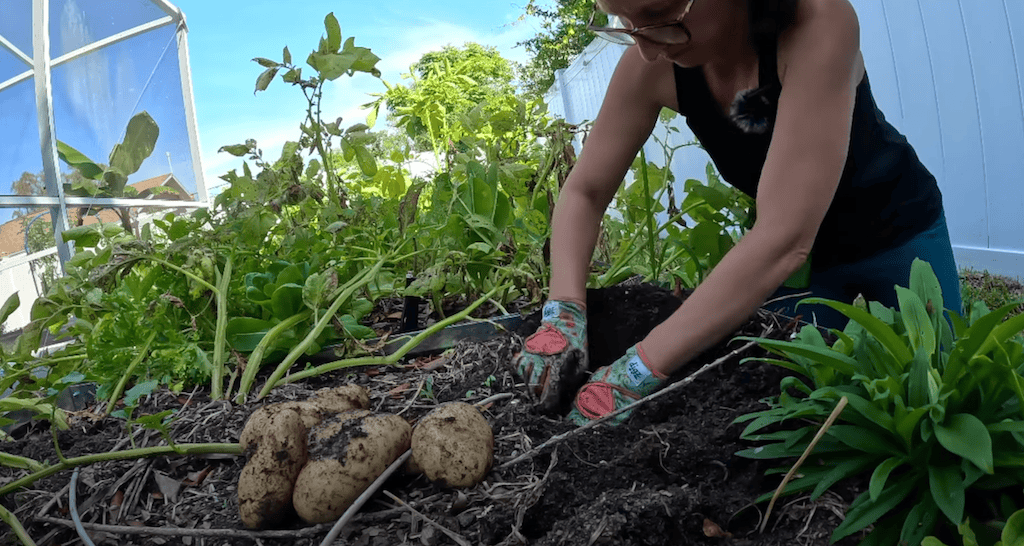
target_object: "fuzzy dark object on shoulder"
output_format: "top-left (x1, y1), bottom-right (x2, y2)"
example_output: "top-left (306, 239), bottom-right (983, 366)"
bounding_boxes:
top-left (730, 85), bottom-right (777, 134)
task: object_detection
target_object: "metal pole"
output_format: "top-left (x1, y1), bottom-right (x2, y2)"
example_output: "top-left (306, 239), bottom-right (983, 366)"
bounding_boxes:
top-left (33, 0), bottom-right (73, 271)
top-left (174, 15), bottom-right (209, 202)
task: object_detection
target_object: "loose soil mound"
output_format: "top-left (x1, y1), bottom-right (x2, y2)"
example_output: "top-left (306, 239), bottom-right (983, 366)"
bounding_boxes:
top-left (1, 285), bottom-right (863, 545)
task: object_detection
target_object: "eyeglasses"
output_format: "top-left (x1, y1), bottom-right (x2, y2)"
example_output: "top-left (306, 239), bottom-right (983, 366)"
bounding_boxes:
top-left (587, 0), bottom-right (695, 46)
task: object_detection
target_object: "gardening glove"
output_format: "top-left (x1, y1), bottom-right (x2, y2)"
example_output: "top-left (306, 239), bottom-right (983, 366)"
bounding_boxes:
top-left (513, 300), bottom-right (589, 415)
top-left (567, 343), bottom-right (667, 426)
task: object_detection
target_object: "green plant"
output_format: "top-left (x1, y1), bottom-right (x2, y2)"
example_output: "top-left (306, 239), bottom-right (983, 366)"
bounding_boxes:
top-left (735, 259), bottom-right (1024, 545)
top-left (924, 508), bottom-right (1024, 546)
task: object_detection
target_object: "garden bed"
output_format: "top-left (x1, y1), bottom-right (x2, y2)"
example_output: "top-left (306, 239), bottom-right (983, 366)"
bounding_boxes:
top-left (1, 285), bottom-right (862, 546)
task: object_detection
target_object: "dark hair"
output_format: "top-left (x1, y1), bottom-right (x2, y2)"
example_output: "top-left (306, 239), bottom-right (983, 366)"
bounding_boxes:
top-left (746, 0), bottom-right (799, 48)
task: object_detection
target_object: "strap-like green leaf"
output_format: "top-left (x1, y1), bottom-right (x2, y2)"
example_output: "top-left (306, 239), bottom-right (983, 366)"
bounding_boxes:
top-left (897, 286), bottom-right (937, 356)
top-left (900, 494), bottom-right (941, 546)
top-left (869, 456), bottom-right (905, 500)
top-left (827, 425), bottom-right (902, 455)
top-left (56, 140), bottom-right (103, 179)
top-left (800, 297), bottom-right (913, 363)
top-left (935, 413), bottom-right (994, 474)
top-left (832, 475), bottom-right (916, 542)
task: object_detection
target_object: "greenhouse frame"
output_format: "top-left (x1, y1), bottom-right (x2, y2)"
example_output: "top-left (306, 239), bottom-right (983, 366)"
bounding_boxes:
top-left (1, 0), bottom-right (206, 328)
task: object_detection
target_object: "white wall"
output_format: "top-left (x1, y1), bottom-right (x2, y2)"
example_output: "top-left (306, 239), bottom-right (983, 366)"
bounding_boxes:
top-left (0, 249), bottom-right (53, 332)
top-left (545, 0), bottom-right (1024, 280)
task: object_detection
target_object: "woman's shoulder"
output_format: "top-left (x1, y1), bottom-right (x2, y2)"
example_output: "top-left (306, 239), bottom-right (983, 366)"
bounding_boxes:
top-left (777, 0), bottom-right (861, 85)
top-left (607, 47), bottom-right (680, 111)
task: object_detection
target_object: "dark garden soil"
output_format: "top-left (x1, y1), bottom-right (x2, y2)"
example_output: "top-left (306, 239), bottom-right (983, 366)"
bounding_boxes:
top-left (1, 284), bottom-right (866, 546)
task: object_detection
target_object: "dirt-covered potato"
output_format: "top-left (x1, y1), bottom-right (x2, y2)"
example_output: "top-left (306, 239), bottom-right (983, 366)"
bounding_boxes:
top-left (237, 405), bottom-right (308, 529)
top-left (241, 385), bottom-right (371, 433)
top-left (410, 402), bottom-right (493, 488)
top-left (292, 410), bottom-right (412, 524)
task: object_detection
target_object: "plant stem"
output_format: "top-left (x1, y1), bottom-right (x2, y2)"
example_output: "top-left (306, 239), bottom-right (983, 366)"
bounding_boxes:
top-left (256, 258), bottom-right (387, 400)
top-left (0, 451), bottom-right (45, 472)
top-left (278, 283), bottom-right (510, 385)
top-left (104, 330), bottom-right (158, 415)
top-left (0, 503), bottom-right (37, 546)
top-left (234, 310), bottom-right (312, 404)
top-left (211, 255), bottom-right (233, 399)
top-left (639, 148), bottom-right (660, 281)
top-left (0, 443), bottom-right (242, 498)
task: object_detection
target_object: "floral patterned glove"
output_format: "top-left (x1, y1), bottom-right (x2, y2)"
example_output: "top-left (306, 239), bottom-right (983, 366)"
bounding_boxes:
top-left (512, 300), bottom-right (589, 415)
top-left (567, 343), bottom-right (667, 426)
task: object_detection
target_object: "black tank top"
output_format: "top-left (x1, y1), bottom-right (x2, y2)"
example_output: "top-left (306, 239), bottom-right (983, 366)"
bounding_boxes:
top-left (673, 41), bottom-right (943, 269)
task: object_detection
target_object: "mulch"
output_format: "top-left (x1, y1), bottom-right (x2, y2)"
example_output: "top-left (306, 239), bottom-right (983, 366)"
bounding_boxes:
top-left (1, 284), bottom-right (865, 546)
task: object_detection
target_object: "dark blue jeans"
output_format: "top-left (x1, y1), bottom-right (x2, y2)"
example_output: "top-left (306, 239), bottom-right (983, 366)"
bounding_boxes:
top-left (766, 211), bottom-right (963, 330)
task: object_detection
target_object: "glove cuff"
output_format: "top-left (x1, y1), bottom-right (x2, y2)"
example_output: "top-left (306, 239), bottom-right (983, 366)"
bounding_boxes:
top-left (542, 299), bottom-right (587, 324)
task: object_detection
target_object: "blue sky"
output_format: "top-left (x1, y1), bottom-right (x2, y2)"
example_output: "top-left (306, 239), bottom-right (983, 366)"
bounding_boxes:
top-left (0, 0), bottom-right (544, 227)
top-left (170, 0), bottom-right (541, 191)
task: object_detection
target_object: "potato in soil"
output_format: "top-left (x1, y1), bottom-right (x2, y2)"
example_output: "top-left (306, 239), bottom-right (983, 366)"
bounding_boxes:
top-left (292, 410), bottom-right (412, 524)
top-left (410, 402), bottom-right (494, 488)
top-left (237, 405), bottom-right (309, 529)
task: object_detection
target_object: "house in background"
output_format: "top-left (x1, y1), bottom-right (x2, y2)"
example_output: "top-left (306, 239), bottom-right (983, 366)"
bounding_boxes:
top-left (0, 174), bottom-right (192, 333)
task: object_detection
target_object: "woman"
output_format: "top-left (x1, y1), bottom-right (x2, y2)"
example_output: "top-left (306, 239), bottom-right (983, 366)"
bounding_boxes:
top-left (514, 0), bottom-right (962, 425)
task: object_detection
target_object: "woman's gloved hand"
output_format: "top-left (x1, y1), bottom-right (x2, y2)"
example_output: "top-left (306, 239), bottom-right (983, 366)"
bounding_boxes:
top-left (512, 300), bottom-right (589, 415)
top-left (567, 343), bottom-right (667, 426)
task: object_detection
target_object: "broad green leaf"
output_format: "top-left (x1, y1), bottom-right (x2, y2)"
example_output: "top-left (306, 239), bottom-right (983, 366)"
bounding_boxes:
top-left (225, 317), bottom-right (275, 353)
top-left (325, 13), bottom-right (341, 53)
top-left (832, 475), bottom-right (916, 542)
top-left (901, 495), bottom-right (941, 546)
top-left (108, 112), bottom-right (159, 179)
top-left (219, 144), bottom-right (249, 157)
top-left (283, 46), bottom-right (291, 64)
top-left (935, 413), bottom-right (994, 474)
top-left (254, 57), bottom-right (279, 68)
top-left (1003, 509), bottom-right (1024, 546)
top-left (0, 292), bottom-right (19, 325)
top-left (929, 464), bottom-right (965, 524)
top-left (910, 258), bottom-right (945, 320)
top-left (980, 309), bottom-right (1024, 356)
top-left (255, 67), bottom-right (278, 93)
top-left (56, 140), bottom-right (103, 179)
top-left (869, 456), bottom-right (904, 500)
top-left (987, 420), bottom-right (1024, 433)
top-left (354, 145), bottom-right (377, 176)
top-left (338, 314), bottom-right (373, 339)
top-left (123, 379), bottom-right (159, 407)
top-left (800, 297), bottom-right (913, 363)
top-left (921, 539), bottom-right (949, 546)
top-left (271, 284), bottom-right (304, 320)
top-left (897, 286), bottom-right (936, 355)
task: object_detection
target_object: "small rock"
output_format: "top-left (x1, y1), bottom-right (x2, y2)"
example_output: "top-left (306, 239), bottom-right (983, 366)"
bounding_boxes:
top-left (457, 511), bottom-right (475, 528)
top-left (420, 525), bottom-right (438, 546)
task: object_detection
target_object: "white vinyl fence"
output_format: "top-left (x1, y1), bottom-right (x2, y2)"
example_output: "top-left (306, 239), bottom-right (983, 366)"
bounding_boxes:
top-left (545, 0), bottom-right (1024, 280)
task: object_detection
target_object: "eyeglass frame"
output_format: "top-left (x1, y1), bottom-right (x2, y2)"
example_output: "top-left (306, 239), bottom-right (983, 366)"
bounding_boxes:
top-left (586, 0), bottom-right (696, 45)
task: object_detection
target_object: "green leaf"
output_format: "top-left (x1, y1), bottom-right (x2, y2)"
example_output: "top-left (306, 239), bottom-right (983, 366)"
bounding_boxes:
top-left (897, 286), bottom-right (937, 355)
top-left (225, 317), bottom-right (275, 353)
top-left (123, 379), bottom-right (159, 408)
top-left (935, 413), bottom-right (994, 474)
top-left (325, 12), bottom-right (342, 53)
top-left (56, 141), bottom-right (103, 179)
top-left (218, 144), bottom-right (250, 157)
top-left (1, 292), bottom-right (19, 325)
top-left (108, 112), bottom-right (159, 180)
top-left (1002, 509), bottom-right (1024, 546)
top-left (254, 57), bottom-right (278, 68)
top-left (909, 346), bottom-right (934, 408)
top-left (869, 457), bottom-right (904, 500)
top-left (901, 495), bottom-right (941, 546)
top-left (740, 337), bottom-right (859, 378)
top-left (832, 475), bottom-right (916, 542)
top-left (354, 145), bottom-right (378, 176)
top-left (270, 284), bottom-right (304, 320)
top-left (255, 67), bottom-right (278, 93)
top-left (929, 464), bottom-right (965, 524)
top-left (283, 46), bottom-right (291, 65)
top-left (827, 425), bottom-right (902, 455)
top-left (800, 297), bottom-right (914, 363)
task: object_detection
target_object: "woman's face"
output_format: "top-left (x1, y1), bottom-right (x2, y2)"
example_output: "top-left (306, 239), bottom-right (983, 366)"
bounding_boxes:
top-left (597, 0), bottom-right (747, 66)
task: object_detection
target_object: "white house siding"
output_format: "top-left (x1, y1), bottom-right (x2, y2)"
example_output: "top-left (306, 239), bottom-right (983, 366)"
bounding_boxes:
top-left (544, 0), bottom-right (1024, 280)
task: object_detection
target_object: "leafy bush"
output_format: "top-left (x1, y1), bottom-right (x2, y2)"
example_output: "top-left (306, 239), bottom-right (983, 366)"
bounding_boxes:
top-left (735, 259), bottom-right (1024, 546)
